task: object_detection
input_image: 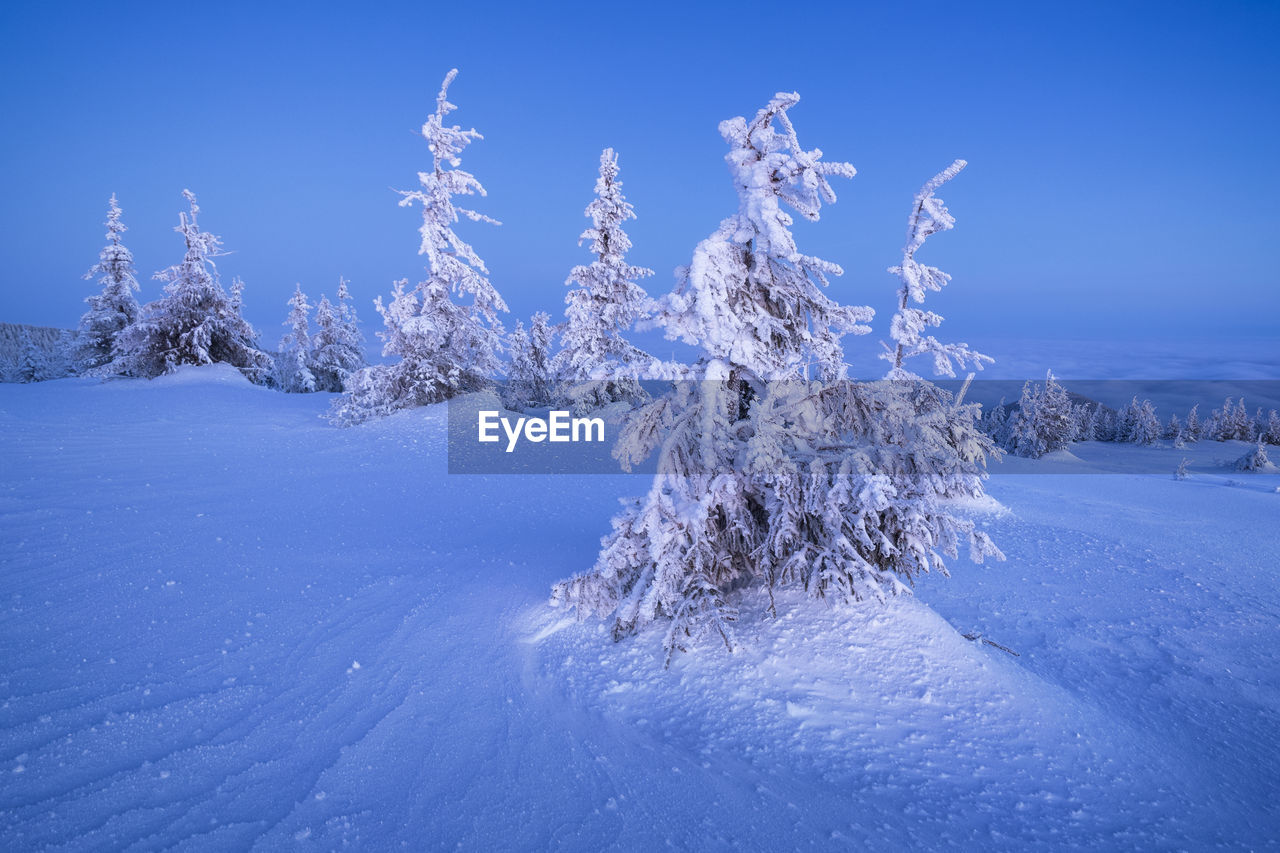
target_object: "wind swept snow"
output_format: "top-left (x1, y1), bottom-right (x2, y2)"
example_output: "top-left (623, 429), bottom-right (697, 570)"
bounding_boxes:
top-left (1, 367), bottom-right (1277, 848)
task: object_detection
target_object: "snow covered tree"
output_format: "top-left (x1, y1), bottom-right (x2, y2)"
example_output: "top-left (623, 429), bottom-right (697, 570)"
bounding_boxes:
top-left (552, 113), bottom-right (1000, 664)
top-left (1164, 413), bottom-right (1182, 442)
top-left (1135, 401), bottom-right (1161, 444)
top-left (109, 191), bottom-right (271, 381)
top-left (502, 320), bottom-right (533, 409)
top-left (553, 148), bottom-right (659, 413)
top-left (1131, 399), bottom-right (1162, 445)
top-left (1235, 440), bottom-right (1274, 472)
top-left (883, 160), bottom-right (990, 381)
top-left (1071, 402), bottom-right (1093, 442)
top-left (1263, 409), bottom-right (1280, 445)
top-left (310, 279), bottom-right (367, 392)
top-left (16, 331), bottom-right (49, 383)
top-left (1174, 457), bottom-right (1191, 480)
top-left (1185, 404), bottom-right (1201, 442)
top-left (274, 284), bottom-right (316, 393)
top-left (1007, 370), bottom-right (1074, 457)
top-left (1006, 383), bottom-right (1041, 455)
top-left (1204, 405), bottom-right (1223, 441)
top-left (1116, 396), bottom-right (1140, 442)
top-left (331, 69), bottom-right (506, 424)
top-left (1214, 397), bottom-right (1254, 441)
top-left (76, 194), bottom-right (141, 372)
top-left (875, 159), bottom-right (1000, 502)
top-left (1206, 397), bottom-right (1248, 441)
top-left (1090, 403), bottom-right (1116, 441)
top-left (529, 311), bottom-right (555, 400)
top-left (1114, 396), bottom-right (1160, 444)
top-left (502, 312), bottom-right (555, 410)
top-left (983, 398), bottom-right (1008, 443)
top-left (1235, 401), bottom-right (1256, 441)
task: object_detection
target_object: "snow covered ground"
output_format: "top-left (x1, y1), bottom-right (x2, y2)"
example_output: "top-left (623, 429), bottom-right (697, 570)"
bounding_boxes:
top-left (2, 367), bottom-right (1277, 849)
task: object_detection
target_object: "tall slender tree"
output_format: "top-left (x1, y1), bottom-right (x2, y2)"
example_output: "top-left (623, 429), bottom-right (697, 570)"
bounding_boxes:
top-left (1184, 403), bottom-right (1201, 441)
top-left (76, 195), bottom-right (141, 372)
top-left (275, 284), bottom-right (316, 392)
top-left (1089, 403), bottom-right (1115, 441)
top-left (883, 160), bottom-right (991, 380)
top-left (331, 69), bottom-right (506, 424)
top-left (553, 148), bottom-right (658, 412)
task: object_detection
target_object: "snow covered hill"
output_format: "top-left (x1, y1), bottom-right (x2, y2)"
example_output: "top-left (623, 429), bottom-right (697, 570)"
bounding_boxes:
top-left (1, 367), bottom-right (1277, 849)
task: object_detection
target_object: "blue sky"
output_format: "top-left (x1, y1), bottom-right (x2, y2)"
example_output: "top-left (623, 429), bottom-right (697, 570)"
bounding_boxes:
top-left (1, 0), bottom-right (1277, 354)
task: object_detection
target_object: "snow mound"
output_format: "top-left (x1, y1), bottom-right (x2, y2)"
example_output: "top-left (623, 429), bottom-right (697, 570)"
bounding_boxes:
top-left (131, 362), bottom-right (261, 388)
top-left (526, 589), bottom-right (1194, 847)
top-left (1234, 443), bottom-right (1277, 472)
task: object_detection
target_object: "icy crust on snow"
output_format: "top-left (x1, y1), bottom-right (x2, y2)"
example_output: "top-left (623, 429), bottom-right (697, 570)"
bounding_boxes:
top-left (526, 591), bottom-right (1194, 848)
top-left (2, 376), bottom-right (1278, 849)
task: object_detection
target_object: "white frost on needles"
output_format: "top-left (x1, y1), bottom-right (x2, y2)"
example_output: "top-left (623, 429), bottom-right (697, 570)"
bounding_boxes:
top-left (107, 190), bottom-right (271, 382)
top-left (553, 148), bottom-right (661, 412)
top-left (552, 93), bottom-right (1001, 666)
top-left (330, 69), bottom-right (507, 425)
top-left (884, 159), bottom-right (991, 380)
top-left (658, 92), bottom-right (871, 381)
top-left (76, 194), bottom-right (141, 373)
top-left (397, 68), bottom-right (506, 325)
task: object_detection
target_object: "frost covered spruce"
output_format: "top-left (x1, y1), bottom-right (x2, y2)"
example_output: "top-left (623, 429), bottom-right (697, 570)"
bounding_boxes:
top-left (274, 284), bottom-right (316, 393)
top-left (882, 160), bottom-right (991, 382)
top-left (1006, 370), bottom-right (1074, 458)
top-left (108, 191), bottom-right (270, 381)
top-left (1208, 397), bottom-right (1256, 442)
top-left (15, 330), bottom-right (51, 383)
top-left (551, 96), bottom-right (1001, 663)
top-left (309, 279), bottom-right (367, 392)
top-left (76, 195), bottom-right (141, 373)
top-left (552, 148), bottom-right (659, 414)
top-left (502, 312), bottom-right (555, 411)
top-left (331, 70), bottom-right (507, 425)
top-left (1235, 441), bottom-right (1275, 472)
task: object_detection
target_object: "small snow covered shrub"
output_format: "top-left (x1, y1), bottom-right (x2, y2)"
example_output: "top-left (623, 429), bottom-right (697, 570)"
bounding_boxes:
top-left (1175, 458), bottom-right (1191, 480)
top-left (1235, 441), bottom-right (1274, 472)
top-left (551, 97), bottom-right (1001, 664)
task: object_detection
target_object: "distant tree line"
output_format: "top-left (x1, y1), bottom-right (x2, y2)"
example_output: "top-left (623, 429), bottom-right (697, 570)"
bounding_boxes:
top-left (982, 372), bottom-right (1280, 457)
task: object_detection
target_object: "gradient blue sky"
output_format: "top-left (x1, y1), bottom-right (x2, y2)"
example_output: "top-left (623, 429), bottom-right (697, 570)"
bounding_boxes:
top-left (1, 0), bottom-right (1277, 354)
